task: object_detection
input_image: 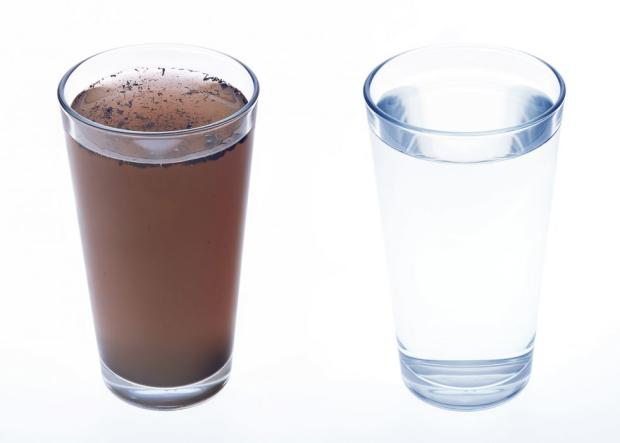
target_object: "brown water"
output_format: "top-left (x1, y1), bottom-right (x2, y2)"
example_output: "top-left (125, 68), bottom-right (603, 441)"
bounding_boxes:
top-left (67, 68), bottom-right (252, 387)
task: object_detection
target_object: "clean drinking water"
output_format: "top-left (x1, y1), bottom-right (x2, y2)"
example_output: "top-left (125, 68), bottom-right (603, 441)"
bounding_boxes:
top-left (370, 80), bottom-right (560, 409)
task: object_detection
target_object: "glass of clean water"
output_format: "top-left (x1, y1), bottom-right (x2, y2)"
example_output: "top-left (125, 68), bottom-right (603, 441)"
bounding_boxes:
top-left (364, 46), bottom-right (565, 410)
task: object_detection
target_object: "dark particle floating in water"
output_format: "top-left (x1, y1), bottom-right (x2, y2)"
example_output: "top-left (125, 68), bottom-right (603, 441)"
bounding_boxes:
top-left (71, 67), bottom-right (248, 132)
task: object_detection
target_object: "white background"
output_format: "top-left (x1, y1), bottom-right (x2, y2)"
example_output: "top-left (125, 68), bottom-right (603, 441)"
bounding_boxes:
top-left (1, 0), bottom-right (618, 441)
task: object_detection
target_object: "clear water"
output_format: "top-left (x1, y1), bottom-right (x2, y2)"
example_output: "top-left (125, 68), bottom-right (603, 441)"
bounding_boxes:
top-left (375, 81), bottom-right (555, 162)
top-left (377, 83), bottom-right (553, 133)
top-left (371, 83), bottom-right (559, 362)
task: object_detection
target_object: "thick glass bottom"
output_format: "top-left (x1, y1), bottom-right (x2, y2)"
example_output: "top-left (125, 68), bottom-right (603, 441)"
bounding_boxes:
top-left (100, 358), bottom-right (231, 410)
top-left (399, 351), bottom-right (532, 411)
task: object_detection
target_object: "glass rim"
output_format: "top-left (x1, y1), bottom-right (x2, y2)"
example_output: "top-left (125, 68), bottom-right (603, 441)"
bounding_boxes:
top-left (363, 45), bottom-right (566, 137)
top-left (57, 43), bottom-right (260, 137)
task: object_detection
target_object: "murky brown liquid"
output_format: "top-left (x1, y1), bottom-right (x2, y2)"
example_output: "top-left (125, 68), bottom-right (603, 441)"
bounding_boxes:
top-left (67, 68), bottom-right (252, 387)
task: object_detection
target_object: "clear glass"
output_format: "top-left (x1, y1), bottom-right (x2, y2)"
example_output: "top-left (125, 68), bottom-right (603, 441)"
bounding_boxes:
top-left (58, 44), bottom-right (259, 410)
top-left (364, 46), bottom-right (565, 410)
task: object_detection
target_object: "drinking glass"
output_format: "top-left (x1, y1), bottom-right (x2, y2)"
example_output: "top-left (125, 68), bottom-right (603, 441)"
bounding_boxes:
top-left (58, 45), bottom-right (258, 409)
top-left (364, 46), bottom-right (565, 410)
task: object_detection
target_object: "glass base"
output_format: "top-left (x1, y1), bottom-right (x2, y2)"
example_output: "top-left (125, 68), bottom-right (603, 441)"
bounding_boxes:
top-left (399, 351), bottom-right (532, 411)
top-left (101, 358), bottom-right (231, 410)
